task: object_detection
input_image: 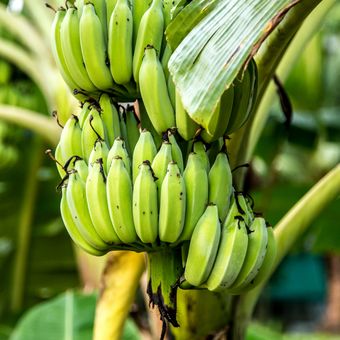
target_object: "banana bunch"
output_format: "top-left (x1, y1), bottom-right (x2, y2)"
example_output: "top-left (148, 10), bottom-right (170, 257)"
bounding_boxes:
top-left (182, 192), bottom-right (277, 294)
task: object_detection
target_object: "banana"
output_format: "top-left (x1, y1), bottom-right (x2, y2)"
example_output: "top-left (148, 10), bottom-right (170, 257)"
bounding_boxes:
top-left (131, 0), bottom-right (150, 44)
top-left (208, 152), bottom-right (233, 222)
top-left (161, 44), bottom-right (172, 81)
top-left (151, 140), bottom-right (172, 201)
top-left (106, 0), bottom-right (118, 26)
top-left (184, 204), bottom-right (221, 286)
top-left (54, 144), bottom-right (65, 178)
top-left (60, 184), bottom-right (107, 256)
top-left (158, 161), bottom-right (186, 243)
top-left (178, 152), bottom-right (208, 241)
top-left (132, 0), bottom-right (164, 84)
top-left (106, 156), bottom-right (138, 243)
top-left (125, 105), bottom-right (140, 153)
top-left (60, 6), bottom-right (96, 92)
top-left (88, 0), bottom-right (108, 42)
top-left (108, 0), bottom-right (133, 84)
top-left (58, 115), bottom-right (83, 164)
top-left (139, 46), bottom-right (175, 134)
top-left (99, 94), bottom-right (121, 146)
top-left (50, 8), bottom-right (79, 92)
top-left (132, 129), bottom-right (157, 182)
top-left (192, 141), bottom-right (210, 173)
top-left (168, 130), bottom-right (183, 173)
top-left (175, 89), bottom-right (199, 141)
top-left (226, 216), bottom-right (268, 293)
top-left (88, 139), bottom-right (110, 173)
top-left (201, 87), bottom-right (234, 143)
top-left (77, 101), bottom-right (91, 128)
top-left (226, 60), bottom-right (256, 135)
top-left (66, 170), bottom-right (108, 249)
top-left (79, 3), bottom-right (114, 90)
top-left (167, 74), bottom-right (176, 108)
top-left (206, 216), bottom-right (248, 291)
top-left (75, 0), bottom-right (84, 16)
top-left (72, 157), bottom-right (89, 182)
top-left (81, 107), bottom-right (106, 161)
top-left (86, 159), bottom-right (121, 244)
top-left (132, 161), bottom-right (158, 243)
top-left (106, 137), bottom-right (131, 174)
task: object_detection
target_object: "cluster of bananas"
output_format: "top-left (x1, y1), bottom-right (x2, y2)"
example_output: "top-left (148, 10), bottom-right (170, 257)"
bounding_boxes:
top-left (51, 0), bottom-right (257, 142)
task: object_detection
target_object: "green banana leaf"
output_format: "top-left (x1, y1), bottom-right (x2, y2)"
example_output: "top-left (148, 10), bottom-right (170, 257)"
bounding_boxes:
top-left (167, 0), bottom-right (298, 117)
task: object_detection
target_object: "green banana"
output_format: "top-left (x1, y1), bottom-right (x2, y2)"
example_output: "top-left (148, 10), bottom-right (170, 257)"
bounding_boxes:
top-left (139, 46), bottom-right (175, 134)
top-left (175, 89), bottom-right (199, 141)
top-left (60, 6), bottom-right (96, 91)
top-left (66, 170), bottom-right (108, 249)
top-left (227, 216), bottom-right (268, 293)
top-left (79, 3), bottom-right (114, 90)
top-left (108, 0), bottom-right (133, 84)
top-left (132, 161), bottom-right (158, 243)
top-left (167, 74), bottom-right (176, 108)
top-left (106, 0), bottom-right (118, 26)
top-left (131, 0), bottom-right (150, 44)
top-left (88, 139), bottom-right (110, 173)
top-left (193, 141), bottom-right (210, 173)
top-left (106, 156), bottom-right (138, 243)
top-left (81, 107), bottom-right (106, 161)
top-left (77, 101), bottom-right (91, 128)
top-left (87, 0), bottom-right (108, 42)
top-left (132, 0), bottom-right (164, 84)
top-left (151, 140), bottom-right (172, 201)
top-left (54, 144), bottom-right (65, 178)
top-left (184, 204), bottom-right (221, 286)
top-left (178, 152), bottom-right (208, 241)
top-left (60, 185), bottom-right (106, 255)
top-left (168, 130), bottom-right (183, 173)
top-left (106, 137), bottom-right (131, 174)
top-left (132, 129), bottom-right (157, 182)
top-left (158, 161), bottom-right (186, 243)
top-left (99, 94), bottom-right (121, 147)
top-left (72, 157), bottom-right (89, 182)
top-left (161, 44), bottom-right (172, 81)
top-left (125, 105), bottom-right (140, 154)
top-left (86, 159), bottom-right (121, 244)
top-left (208, 152), bottom-right (233, 222)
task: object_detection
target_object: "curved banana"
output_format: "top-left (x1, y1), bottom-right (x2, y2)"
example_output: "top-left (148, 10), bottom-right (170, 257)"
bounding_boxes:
top-left (125, 105), bottom-right (140, 154)
top-left (159, 161), bottom-right (186, 243)
top-left (132, 0), bottom-right (164, 84)
top-left (131, 0), bottom-right (150, 44)
top-left (106, 0), bottom-right (118, 27)
top-left (99, 94), bottom-right (121, 147)
top-left (139, 46), bottom-right (175, 134)
top-left (60, 6), bottom-right (96, 92)
top-left (73, 157), bottom-right (89, 182)
top-left (175, 90), bottom-right (199, 141)
top-left (151, 141), bottom-right (172, 201)
top-left (108, 0), bottom-right (133, 84)
top-left (60, 185), bottom-right (106, 256)
top-left (184, 204), bottom-right (221, 286)
top-left (86, 159), bottom-right (121, 244)
top-left (161, 44), bottom-right (172, 81)
top-left (208, 152), bottom-right (233, 221)
top-left (106, 156), bottom-right (138, 243)
top-left (193, 141), bottom-right (210, 173)
top-left (79, 3), bottom-right (114, 90)
top-left (227, 216), bottom-right (268, 293)
top-left (89, 0), bottom-right (108, 42)
top-left (168, 130), bottom-right (183, 173)
top-left (179, 152), bottom-right (208, 241)
top-left (66, 170), bottom-right (108, 249)
top-left (107, 137), bottom-right (131, 174)
top-left (77, 101), bottom-right (91, 128)
top-left (88, 139), bottom-right (110, 173)
top-left (133, 161), bottom-right (158, 243)
top-left (132, 129), bottom-right (157, 182)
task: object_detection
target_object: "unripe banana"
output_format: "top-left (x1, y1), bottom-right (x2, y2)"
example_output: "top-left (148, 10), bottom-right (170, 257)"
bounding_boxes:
top-left (88, 0), bottom-right (108, 42)
top-left (131, 0), bottom-right (150, 44)
top-left (76, 0), bottom-right (84, 16)
top-left (175, 89), bottom-right (199, 141)
top-left (139, 46), bottom-right (175, 134)
top-left (77, 101), bottom-right (91, 128)
top-left (125, 105), bottom-right (140, 153)
top-left (81, 107), bottom-right (106, 161)
top-left (72, 157), bottom-right (89, 182)
top-left (132, 129), bottom-right (157, 182)
top-left (86, 159), bottom-right (121, 244)
top-left (151, 141), bottom-right (172, 201)
top-left (206, 216), bottom-right (248, 291)
top-left (167, 74), bottom-right (176, 108)
top-left (159, 161), bottom-right (186, 243)
top-left (168, 130), bottom-right (183, 173)
top-left (60, 185), bottom-right (107, 255)
top-left (99, 94), bottom-right (121, 146)
top-left (60, 6), bottom-right (96, 92)
top-left (106, 156), bottom-right (138, 243)
top-left (106, 0), bottom-right (118, 26)
top-left (55, 144), bottom-right (65, 178)
top-left (107, 137), bottom-right (131, 174)
top-left (208, 152), bottom-right (233, 221)
top-left (79, 3), bottom-right (114, 90)
top-left (132, 0), bottom-right (164, 83)
top-left (193, 141), bottom-right (210, 173)
top-left (132, 161), bottom-right (158, 243)
top-left (161, 44), bottom-right (172, 81)
top-left (108, 0), bottom-right (133, 84)
top-left (227, 216), bottom-right (268, 293)
top-left (66, 170), bottom-right (108, 249)
top-left (50, 8), bottom-right (79, 92)
top-left (88, 139), bottom-right (110, 173)
top-left (179, 152), bottom-right (208, 241)
top-left (184, 204), bottom-right (221, 286)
